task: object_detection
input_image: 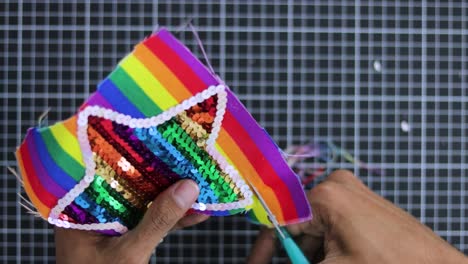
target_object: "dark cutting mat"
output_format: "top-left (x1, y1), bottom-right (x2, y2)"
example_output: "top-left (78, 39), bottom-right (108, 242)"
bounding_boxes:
top-left (1, 1), bottom-right (466, 263)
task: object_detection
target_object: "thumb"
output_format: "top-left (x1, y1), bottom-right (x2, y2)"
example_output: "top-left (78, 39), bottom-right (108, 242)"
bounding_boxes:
top-left (125, 179), bottom-right (199, 253)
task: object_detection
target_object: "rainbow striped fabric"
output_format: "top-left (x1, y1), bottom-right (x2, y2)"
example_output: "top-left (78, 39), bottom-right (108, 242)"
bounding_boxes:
top-left (16, 28), bottom-right (311, 234)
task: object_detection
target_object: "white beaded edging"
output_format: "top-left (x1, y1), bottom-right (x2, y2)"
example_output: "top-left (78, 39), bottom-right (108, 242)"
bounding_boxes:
top-left (49, 84), bottom-right (253, 232)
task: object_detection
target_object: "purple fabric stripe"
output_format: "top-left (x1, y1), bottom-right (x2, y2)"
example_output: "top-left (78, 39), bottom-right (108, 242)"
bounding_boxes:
top-left (225, 90), bottom-right (311, 218)
top-left (32, 129), bottom-right (77, 190)
top-left (157, 29), bottom-right (220, 86)
top-left (84, 92), bottom-right (114, 109)
top-left (26, 132), bottom-right (67, 197)
top-left (156, 29), bottom-right (310, 220)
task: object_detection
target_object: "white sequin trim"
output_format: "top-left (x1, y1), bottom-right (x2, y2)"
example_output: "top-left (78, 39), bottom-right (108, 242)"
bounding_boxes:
top-left (49, 84), bottom-right (253, 233)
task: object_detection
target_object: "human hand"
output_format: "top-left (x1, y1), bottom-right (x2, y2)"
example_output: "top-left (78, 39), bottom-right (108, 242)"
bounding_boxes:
top-left (55, 179), bottom-right (209, 264)
top-left (247, 170), bottom-right (467, 263)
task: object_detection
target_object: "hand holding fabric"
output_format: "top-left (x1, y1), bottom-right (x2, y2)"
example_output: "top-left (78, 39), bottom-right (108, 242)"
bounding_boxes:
top-left (247, 170), bottom-right (467, 263)
top-left (55, 180), bottom-right (208, 264)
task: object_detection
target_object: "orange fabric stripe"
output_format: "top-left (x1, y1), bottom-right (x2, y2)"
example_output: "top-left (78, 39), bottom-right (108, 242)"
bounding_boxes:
top-left (62, 115), bottom-right (77, 136)
top-left (217, 128), bottom-right (285, 223)
top-left (133, 44), bottom-right (192, 103)
top-left (16, 149), bottom-right (50, 218)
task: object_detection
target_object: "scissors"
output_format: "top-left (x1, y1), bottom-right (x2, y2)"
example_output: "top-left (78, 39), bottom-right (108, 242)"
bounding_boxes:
top-left (245, 178), bottom-right (310, 264)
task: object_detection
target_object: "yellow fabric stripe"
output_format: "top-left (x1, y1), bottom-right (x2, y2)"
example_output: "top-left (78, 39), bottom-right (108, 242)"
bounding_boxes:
top-left (134, 44), bottom-right (192, 102)
top-left (216, 142), bottom-right (254, 212)
top-left (48, 123), bottom-right (84, 167)
top-left (216, 138), bottom-right (273, 225)
top-left (251, 195), bottom-right (271, 226)
top-left (120, 54), bottom-right (178, 111)
top-left (215, 143), bottom-right (234, 166)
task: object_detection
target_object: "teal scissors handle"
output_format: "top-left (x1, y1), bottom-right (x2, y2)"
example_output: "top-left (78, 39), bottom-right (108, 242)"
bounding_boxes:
top-left (277, 227), bottom-right (310, 264)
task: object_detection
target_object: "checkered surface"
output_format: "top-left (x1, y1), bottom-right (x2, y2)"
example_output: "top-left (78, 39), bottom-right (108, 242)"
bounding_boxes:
top-left (1, 1), bottom-right (467, 263)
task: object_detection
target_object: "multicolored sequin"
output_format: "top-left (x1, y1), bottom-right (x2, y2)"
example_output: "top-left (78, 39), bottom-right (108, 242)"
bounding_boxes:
top-left (15, 28), bottom-right (311, 234)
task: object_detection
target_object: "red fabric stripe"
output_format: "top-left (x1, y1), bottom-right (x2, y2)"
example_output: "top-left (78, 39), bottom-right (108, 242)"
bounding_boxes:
top-left (19, 137), bottom-right (58, 208)
top-left (222, 110), bottom-right (298, 220)
top-left (143, 36), bottom-right (206, 95)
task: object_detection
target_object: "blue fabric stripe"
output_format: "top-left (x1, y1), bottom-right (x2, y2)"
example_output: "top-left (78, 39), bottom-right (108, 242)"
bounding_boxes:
top-left (32, 129), bottom-right (77, 191)
top-left (97, 78), bottom-right (145, 118)
top-left (26, 133), bottom-right (67, 197)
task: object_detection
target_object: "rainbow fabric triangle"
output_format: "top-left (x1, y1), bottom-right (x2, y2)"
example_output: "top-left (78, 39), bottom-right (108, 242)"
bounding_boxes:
top-left (16, 28), bottom-right (311, 234)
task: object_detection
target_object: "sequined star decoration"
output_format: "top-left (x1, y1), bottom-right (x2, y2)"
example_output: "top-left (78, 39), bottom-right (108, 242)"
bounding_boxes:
top-left (15, 28), bottom-right (311, 234)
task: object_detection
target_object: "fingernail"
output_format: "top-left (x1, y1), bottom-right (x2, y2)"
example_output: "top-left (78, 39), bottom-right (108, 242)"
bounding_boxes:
top-left (173, 180), bottom-right (199, 208)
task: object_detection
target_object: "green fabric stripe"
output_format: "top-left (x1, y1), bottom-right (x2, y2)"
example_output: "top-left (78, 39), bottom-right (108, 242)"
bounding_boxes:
top-left (247, 210), bottom-right (260, 224)
top-left (109, 67), bottom-right (162, 117)
top-left (230, 208), bottom-right (247, 215)
top-left (39, 128), bottom-right (85, 181)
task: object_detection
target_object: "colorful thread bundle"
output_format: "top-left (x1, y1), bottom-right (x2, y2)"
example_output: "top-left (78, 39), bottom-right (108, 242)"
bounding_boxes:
top-left (285, 142), bottom-right (383, 189)
top-left (16, 28), bottom-right (311, 234)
